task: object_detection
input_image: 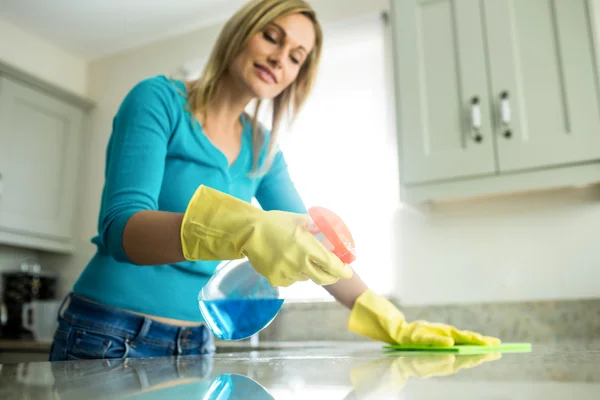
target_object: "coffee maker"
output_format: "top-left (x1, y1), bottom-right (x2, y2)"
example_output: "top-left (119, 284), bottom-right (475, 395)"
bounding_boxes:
top-left (1, 258), bottom-right (57, 339)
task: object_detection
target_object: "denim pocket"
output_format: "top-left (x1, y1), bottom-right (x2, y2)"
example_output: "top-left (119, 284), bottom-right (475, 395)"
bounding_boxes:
top-left (68, 328), bottom-right (129, 360)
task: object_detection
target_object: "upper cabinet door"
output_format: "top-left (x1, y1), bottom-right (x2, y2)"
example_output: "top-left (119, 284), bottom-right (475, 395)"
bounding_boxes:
top-left (484, 0), bottom-right (600, 172)
top-left (390, 0), bottom-right (497, 185)
top-left (0, 76), bottom-right (83, 240)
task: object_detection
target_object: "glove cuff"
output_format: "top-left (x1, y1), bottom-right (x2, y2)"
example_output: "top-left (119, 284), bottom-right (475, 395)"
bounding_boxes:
top-left (180, 185), bottom-right (261, 260)
top-left (348, 290), bottom-right (405, 344)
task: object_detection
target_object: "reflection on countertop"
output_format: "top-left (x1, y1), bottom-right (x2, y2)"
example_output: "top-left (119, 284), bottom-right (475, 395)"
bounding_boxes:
top-left (1, 341), bottom-right (600, 399)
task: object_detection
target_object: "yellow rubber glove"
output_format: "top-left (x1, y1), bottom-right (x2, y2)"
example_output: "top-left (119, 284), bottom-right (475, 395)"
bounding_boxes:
top-left (180, 185), bottom-right (353, 287)
top-left (349, 353), bottom-right (501, 399)
top-left (348, 290), bottom-right (500, 346)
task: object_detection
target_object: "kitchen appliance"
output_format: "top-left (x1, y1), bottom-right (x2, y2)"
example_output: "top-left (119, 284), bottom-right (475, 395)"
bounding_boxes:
top-left (21, 300), bottom-right (62, 342)
top-left (1, 258), bottom-right (58, 340)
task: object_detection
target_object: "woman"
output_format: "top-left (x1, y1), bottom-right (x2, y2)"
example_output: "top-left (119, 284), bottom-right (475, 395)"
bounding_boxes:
top-left (49, 0), bottom-right (499, 361)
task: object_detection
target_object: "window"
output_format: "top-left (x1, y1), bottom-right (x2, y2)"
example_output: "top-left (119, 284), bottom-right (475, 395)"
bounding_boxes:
top-left (179, 12), bottom-right (400, 301)
top-left (276, 13), bottom-right (400, 301)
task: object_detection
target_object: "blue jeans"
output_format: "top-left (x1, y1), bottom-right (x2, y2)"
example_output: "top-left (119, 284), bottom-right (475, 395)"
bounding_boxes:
top-left (49, 294), bottom-right (215, 361)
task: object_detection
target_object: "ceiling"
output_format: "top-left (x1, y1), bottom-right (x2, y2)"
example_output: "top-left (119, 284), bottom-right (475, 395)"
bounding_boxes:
top-left (0, 0), bottom-right (249, 60)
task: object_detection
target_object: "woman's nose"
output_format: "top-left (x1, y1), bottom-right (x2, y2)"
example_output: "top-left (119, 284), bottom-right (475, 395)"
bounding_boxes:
top-left (267, 51), bottom-right (283, 68)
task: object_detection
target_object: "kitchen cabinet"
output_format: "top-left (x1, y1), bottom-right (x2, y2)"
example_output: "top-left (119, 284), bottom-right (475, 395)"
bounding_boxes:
top-left (485, 0), bottom-right (600, 172)
top-left (390, 0), bottom-right (600, 202)
top-left (0, 66), bottom-right (94, 253)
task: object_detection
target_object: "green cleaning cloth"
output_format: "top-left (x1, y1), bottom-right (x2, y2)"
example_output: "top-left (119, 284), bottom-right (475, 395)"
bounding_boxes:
top-left (382, 342), bottom-right (532, 355)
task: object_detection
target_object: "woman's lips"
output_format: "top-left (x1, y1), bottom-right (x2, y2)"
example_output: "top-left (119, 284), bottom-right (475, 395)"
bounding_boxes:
top-left (254, 63), bottom-right (277, 84)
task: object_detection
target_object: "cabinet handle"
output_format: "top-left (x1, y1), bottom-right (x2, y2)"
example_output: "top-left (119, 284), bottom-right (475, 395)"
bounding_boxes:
top-left (500, 91), bottom-right (512, 138)
top-left (470, 96), bottom-right (483, 143)
top-left (0, 172), bottom-right (3, 198)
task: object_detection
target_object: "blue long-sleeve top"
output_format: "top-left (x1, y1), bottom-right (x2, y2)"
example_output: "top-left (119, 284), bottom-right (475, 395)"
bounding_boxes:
top-left (73, 75), bottom-right (307, 321)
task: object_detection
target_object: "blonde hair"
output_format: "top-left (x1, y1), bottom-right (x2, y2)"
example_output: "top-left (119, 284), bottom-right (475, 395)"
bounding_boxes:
top-left (187, 0), bottom-right (323, 176)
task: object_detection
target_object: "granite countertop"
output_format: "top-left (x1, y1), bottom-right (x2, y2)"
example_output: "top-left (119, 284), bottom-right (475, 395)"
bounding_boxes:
top-left (1, 340), bottom-right (599, 399)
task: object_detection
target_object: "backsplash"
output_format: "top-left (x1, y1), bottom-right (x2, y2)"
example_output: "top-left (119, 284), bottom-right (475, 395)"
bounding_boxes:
top-left (0, 245), bottom-right (38, 275)
top-left (0, 245), bottom-right (38, 299)
top-left (259, 297), bottom-right (600, 343)
top-left (0, 245), bottom-right (37, 268)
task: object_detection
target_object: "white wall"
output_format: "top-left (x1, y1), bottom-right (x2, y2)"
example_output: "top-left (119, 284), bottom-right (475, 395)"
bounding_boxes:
top-left (395, 185), bottom-right (600, 305)
top-left (0, 17), bottom-right (88, 97)
top-left (595, 0), bottom-right (600, 74)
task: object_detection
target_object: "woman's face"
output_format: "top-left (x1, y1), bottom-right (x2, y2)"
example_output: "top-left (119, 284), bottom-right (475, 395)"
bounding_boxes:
top-left (230, 13), bottom-right (316, 99)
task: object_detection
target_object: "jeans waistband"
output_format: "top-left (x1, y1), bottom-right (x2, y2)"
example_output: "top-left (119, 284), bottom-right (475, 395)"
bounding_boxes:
top-left (60, 293), bottom-right (210, 344)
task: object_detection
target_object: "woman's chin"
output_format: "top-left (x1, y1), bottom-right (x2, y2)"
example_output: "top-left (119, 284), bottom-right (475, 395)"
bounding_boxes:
top-left (246, 81), bottom-right (281, 100)
top-left (253, 90), bottom-right (278, 101)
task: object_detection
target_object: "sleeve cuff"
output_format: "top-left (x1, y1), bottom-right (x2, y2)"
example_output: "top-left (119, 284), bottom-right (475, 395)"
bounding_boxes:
top-left (105, 209), bottom-right (140, 264)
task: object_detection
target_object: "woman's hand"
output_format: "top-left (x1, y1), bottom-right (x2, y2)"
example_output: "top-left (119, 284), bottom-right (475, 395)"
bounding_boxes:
top-left (180, 185), bottom-right (353, 287)
top-left (348, 290), bottom-right (500, 346)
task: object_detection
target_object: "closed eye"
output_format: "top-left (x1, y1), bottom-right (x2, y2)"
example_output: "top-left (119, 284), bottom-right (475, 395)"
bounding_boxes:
top-left (263, 31), bottom-right (277, 44)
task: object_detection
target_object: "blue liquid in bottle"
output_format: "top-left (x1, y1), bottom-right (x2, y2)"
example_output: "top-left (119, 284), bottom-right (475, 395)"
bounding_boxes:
top-left (198, 298), bottom-right (284, 340)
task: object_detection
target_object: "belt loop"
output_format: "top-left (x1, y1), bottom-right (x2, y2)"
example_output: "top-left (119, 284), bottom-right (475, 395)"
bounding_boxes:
top-left (132, 317), bottom-right (152, 345)
top-left (176, 328), bottom-right (184, 356)
top-left (58, 292), bottom-right (73, 319)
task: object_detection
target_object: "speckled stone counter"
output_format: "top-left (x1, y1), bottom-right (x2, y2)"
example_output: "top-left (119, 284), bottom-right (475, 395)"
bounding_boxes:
top-left (1, 340), bottom-right (599, 399)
